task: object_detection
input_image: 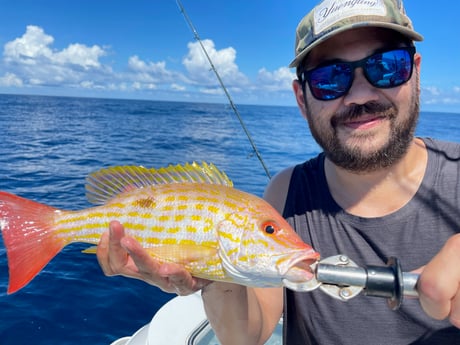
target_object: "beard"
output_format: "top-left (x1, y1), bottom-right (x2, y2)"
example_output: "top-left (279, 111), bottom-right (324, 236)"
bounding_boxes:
top-left (305, 85), bottom-right (420, 173)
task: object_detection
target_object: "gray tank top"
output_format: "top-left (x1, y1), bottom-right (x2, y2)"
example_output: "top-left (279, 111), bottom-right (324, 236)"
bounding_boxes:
top-left (282, 138), bottom-right (460, 345)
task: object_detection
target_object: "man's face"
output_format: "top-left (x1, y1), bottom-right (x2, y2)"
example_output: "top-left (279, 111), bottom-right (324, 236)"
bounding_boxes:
top-left (293, 28), bottom-right (422, 173)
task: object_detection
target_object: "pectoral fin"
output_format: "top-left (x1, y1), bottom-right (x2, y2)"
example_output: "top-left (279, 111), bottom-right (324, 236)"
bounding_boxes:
top-left (81, 246), bottom-right (98, 254)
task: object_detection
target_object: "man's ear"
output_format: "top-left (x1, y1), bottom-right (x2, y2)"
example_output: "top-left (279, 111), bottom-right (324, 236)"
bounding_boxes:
top-left (292, 79), bottom-right (308, 118)
top-left (414, 52), bottom-right (421, 73)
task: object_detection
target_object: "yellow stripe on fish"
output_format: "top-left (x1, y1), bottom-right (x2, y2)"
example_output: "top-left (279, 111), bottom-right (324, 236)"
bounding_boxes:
top-left (0, 162), bottom-right (319, 294)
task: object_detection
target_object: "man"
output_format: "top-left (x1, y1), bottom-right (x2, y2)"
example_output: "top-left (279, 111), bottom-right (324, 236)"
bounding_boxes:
top-left (97, 0), bottom-right (460, 343)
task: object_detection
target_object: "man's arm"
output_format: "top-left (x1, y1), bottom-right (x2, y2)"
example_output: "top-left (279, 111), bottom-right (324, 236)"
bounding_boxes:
top-left (202, 283), bottom-right (283, 345)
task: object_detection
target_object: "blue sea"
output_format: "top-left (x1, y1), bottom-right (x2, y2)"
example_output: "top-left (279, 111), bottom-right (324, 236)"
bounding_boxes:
top-left (0, 93), bottom-right (458, 344)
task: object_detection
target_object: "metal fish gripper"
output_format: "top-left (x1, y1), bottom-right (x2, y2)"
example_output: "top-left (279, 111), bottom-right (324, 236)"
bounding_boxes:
top-left (284, 255), bottom-right (419, 310)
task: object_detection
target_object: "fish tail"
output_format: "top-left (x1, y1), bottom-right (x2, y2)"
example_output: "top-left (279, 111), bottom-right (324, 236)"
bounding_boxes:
top-left (0, 191), bottom-right (67, 294)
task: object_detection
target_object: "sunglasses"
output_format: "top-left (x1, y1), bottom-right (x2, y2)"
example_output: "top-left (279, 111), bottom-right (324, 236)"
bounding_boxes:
top-left (300, 47), bottom-right (416, 101)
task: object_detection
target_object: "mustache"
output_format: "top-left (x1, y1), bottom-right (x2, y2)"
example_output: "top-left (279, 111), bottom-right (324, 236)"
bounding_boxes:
top-left (331, 102), bottom-right (395, 126)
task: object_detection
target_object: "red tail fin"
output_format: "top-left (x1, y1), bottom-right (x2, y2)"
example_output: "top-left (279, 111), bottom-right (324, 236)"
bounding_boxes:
top-left (0, 191), bottom-right (66, 294)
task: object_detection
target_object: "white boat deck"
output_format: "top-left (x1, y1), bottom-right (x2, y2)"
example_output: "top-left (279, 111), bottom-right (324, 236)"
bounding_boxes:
top-left (111, 292), bottom-right (282, 344)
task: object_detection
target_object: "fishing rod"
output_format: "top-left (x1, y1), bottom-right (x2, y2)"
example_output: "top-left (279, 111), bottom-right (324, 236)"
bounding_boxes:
top-left (175, 0), bottom-right (272, 179)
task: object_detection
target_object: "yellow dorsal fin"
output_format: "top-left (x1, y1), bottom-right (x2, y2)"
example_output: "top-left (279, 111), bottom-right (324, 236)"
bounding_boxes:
top-left (85, 162), bottom-right (233, 205)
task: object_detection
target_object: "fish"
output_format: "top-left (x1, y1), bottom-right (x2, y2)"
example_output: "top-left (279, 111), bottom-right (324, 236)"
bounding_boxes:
top-left (0, 162), bottom-right (319, 294)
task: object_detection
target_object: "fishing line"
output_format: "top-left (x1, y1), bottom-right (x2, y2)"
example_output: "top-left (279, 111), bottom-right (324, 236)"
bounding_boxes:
top-left (175, 0), bottom-right (272, 179)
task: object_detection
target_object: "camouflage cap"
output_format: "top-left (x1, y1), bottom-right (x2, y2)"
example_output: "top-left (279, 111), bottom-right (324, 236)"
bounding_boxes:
top-left (289, 0), bottom-right (423, 68)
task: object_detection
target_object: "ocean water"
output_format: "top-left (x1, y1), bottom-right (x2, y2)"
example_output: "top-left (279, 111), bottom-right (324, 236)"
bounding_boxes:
top-left (0, 93), bottom-right (458, 344)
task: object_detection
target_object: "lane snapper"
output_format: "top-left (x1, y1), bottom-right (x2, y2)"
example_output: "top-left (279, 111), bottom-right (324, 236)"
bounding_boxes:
top-left (0, 162), bottom-right (319, 294)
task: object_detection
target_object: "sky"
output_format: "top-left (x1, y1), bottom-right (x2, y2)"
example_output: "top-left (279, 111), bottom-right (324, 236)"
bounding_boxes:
top-left (0, 0), bottom-right (459, 113)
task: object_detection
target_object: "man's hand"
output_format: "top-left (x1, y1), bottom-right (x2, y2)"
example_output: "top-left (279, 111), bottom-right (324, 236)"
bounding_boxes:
top-left (418, 233), bottom-right (460, 328)
top-left (96, 220), bottom-right (211, 295)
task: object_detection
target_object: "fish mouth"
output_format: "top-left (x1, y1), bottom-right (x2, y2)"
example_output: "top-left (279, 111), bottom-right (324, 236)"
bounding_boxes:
top-left (278, 251), bottom-right (320, 284)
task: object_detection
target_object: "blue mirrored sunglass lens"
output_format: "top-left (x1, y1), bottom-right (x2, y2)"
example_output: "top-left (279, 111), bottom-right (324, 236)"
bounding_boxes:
top-left (309, 64), bottom-right (352, 100)
top-left (365, 50), bottom-right (412, 88)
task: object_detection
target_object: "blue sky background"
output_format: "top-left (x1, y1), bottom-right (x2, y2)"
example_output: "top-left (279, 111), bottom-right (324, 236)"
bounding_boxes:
top-left (0, 0), bottom-right (458, 112)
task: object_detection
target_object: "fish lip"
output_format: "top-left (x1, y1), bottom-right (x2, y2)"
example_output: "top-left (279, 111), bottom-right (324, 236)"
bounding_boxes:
top-left (277, 250), bottom-right (320, 283)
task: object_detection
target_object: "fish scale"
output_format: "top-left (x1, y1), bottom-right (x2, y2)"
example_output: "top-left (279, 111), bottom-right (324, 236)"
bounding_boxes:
top-left (0, 162), bottom-right (319, 294)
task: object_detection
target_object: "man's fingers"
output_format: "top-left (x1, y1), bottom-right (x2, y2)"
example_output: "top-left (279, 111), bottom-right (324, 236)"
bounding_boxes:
top-left (120, 236), bottom-right (191, 293)
top-left (450, 291), bottom-right (460, 328)
top-left (96, 231), bottom-right (112, 275)
top-left (121, 235), bottom-right (158, 272)
top-left (107, 221), bottom-right (130, 270)
top-left (120, 236), bottom-right (162, 279)
top-left (97, 220), bottom-right (212, 295)
top-left (97, 220), bottom-right (138, 277)
top-left (418, 234), bottom-right (460, 324)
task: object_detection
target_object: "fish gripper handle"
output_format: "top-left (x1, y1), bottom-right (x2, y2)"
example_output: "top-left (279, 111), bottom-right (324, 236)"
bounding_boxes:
top-left (316, 255), bottom-right (419, 310)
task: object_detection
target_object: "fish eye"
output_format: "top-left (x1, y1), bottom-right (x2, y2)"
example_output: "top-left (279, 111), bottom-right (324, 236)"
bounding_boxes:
top-left (262, 221), bottom-right (278, 235)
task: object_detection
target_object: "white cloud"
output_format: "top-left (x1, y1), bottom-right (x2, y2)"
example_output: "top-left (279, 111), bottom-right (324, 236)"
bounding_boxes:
top-left (4, 25), bottom-right (105, 69)
top-left (128, 56), bottom-right (166, 74)
top-left (182, 39), bottom-right (249, 87)
top-left (443, 97), bottom-right (460, 104)
top-left (54, 43), bottom-right (105, 69)
top-left (257, 67), bottom-right (296, 91)
top-left (423, 86), bottom-right (441, 96)
top-left (4, 25), bottom-right (54, 64)
top-left (171, 83), bottom-right (186, 91)
top-left (199, 87), bottom-right (224, 95)
top-left (2, 25), bottom-right (110, 88)
top-left (126, 55), bottom-right (177, 83)
top-left (421, 85), bottom-right (460, 109)
top-left (80, 80), bottom-right (95, 88)
top-left (0, 72), bottom-right (23, 87)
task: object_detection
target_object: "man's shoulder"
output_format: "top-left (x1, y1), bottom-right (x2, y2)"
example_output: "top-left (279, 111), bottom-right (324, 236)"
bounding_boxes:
top-left (266, 156), bottom-right (322, 194)
top-left (263, 166), bottom-right (297, 214)
top-left (422, 137), bottom-right (460, 158)
top-left (423, 137), bottom-right (460, 147)
top-left (263, 154), bottom-right (323, 213)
